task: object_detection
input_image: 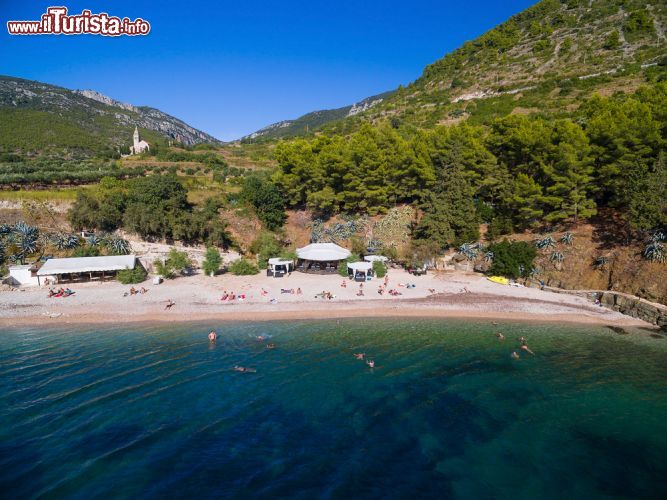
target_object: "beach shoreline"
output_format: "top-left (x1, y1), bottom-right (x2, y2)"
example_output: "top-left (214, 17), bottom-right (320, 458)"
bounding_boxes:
top-left (0, 270), bottom-right (655, 329)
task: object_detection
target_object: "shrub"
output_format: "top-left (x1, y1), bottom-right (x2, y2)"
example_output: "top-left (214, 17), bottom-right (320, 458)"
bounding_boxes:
top-left (229, 258), bottom-right (260, 275)
top-left (372, 260), bottom-right (387, 278)
top-left (153, 258), bottom-right (174, 279)
top-left (71, 245), bottom-right (100, 257)
top-left (166, 249), bottom-right (192, 274)
top-left (249, 232), bottom-right (282, 268)
top-left (488, 240), bottom-right (536, 279)
top-left (117, 266), bottom-right (147, 284)
top-left (202, 247), bottom-right (221, 276)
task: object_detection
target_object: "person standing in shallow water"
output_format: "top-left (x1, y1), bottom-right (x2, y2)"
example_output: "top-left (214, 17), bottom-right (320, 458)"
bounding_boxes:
top-left (208, 330), bottom-right (217, 342)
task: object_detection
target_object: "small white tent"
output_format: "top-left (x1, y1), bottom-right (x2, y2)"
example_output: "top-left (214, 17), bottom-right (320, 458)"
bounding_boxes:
top-left (347, 261), bottom-right (373, 280)
top-left (267, 257), bottom-right (294, 277)
top-left (364, 255), bottom-right (388, 263)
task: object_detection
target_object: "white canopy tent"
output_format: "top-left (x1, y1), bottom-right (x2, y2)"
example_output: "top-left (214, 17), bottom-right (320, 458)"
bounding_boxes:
top-left (296, 243), bottom-right (351, 273)
top-left (267, 257), bottom-right (294, 277)
top-left (347, 261), bottom-right (373, 281)
top-left (37, 255), bottom-right (137, 285)
top-left (364, 255), bottom-right (388, 263)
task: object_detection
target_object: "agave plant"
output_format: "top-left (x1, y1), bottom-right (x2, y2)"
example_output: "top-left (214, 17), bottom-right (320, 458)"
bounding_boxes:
top-left (105, 235), bottom-right (131, 255)
top-left (518, 264), bottom-right (526, 276)
top-left (643, 241), bottom-right (666, 264)
top-left (650, 230), bottom-right (666, 243)
top-left (11, 221), bottom-right (39, 264)
top-left (484, 251), bottom-right (494, 263)
top-left (86, 234), bottom-right (101, 247)
top-left (51, 233), bottom-right (80, 250)
top-left (593, 256), bottom-right (609, 269)
top-left (0, 223), bottom-right (11, 236)
top-left (550, 251), bottom-right (564, 263)
top-left (529, 266), bottom-right (541, 277)
top-left (560, 232), bottom-right (574, 245)
top-left (458, 243), bottom-right (479, 261)
top-left (534, 235), bottom-right (556, 250)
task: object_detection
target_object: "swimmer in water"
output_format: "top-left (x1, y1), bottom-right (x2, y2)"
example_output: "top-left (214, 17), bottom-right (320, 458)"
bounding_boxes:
top-left (208, 330), bottom-right (217, 342)
top-left (518, 336), bottom-right (527, 345)
top-left (233, 365), bottom-right (256, 373)
top-left (256, 334), bottom-right (268, 342)
top-left (354, 353), bottom-right (365, 360)
top-left (367, 359), bottom-right (375, 368)
top-left (495, 332), bottom-right (505, 341)
top-left (520, 344), bottom-right (535, 355)
top-left (511, 352), bottom-right (520, 360)
top-left (266, 343), bottom-right (276, 349)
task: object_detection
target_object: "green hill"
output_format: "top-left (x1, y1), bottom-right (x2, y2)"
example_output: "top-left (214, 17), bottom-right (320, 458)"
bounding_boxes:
top-left (242, 91), bottom-right (394, 141)
top-left (0, 76), bottom-right (221, 156)
top-left (245, 0), bottom-right (666, 139)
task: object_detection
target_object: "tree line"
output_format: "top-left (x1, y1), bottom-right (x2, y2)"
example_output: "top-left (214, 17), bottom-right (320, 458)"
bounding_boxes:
top-left (272, 82), bottom-right (666, 248)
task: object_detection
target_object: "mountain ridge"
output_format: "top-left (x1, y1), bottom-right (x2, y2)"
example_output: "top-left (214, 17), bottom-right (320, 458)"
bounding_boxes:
top-left (0, 75), bottom-right (221, 155)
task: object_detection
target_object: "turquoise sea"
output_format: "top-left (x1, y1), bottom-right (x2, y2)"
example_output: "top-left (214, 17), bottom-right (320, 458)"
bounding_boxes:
top-left (1, 319), bottom-right (667, 499)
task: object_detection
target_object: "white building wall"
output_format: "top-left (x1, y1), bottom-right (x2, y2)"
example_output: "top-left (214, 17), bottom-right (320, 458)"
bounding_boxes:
top-left (7, 266), bottom-right (39, 287)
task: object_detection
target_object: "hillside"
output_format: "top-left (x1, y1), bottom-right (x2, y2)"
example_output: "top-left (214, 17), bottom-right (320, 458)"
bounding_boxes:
top-left (244, 0), bottom-right (666, 140)
top-left (0, 76), bottom-right (221, 156)
top-left (242, 91), bottom-right (393, 141)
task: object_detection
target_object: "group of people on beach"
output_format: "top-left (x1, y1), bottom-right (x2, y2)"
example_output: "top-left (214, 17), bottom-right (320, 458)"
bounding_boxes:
top-left (125, 287), bottom-right (148, 297)
top-left (47, 287), bottom-right (74, 298)
top-left (220, 291), bottom-right (247, 301)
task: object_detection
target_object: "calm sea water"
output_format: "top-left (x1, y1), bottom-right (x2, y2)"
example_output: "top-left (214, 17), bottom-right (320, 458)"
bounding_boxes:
top-left (1, 319), bottom-right (666, 499)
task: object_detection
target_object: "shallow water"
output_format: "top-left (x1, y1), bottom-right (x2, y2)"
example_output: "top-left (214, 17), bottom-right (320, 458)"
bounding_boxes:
top-left (1, 319), bottom-right (666, 499)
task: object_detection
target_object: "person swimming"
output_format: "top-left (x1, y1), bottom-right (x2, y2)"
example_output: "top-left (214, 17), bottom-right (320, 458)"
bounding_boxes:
top-left (495, 332), bottom-right (505, 341)
top-left (366, 359), bottom-right (375, 368)
top-left (233, 365), bottom-right (256, 373)
top-left (511, 352), bottom-right (520, 360)
top-left (354, 353), bottom-right (365, 360)
top-left (266, 343), bottom-right (276, 349)
top-left (518, 336), bottom-right (527, 345)
top-left (520, 344), bottom-right (535, 355)
top-left (208, 330), bottom-right (217, 342)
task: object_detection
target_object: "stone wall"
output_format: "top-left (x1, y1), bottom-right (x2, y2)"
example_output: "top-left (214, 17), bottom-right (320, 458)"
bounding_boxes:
top-left (525, 279), bottom-right (667, 329)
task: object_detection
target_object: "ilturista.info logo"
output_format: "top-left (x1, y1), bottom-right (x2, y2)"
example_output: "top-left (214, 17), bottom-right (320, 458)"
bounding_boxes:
top-left (7, 6), bottom-right (151, 36)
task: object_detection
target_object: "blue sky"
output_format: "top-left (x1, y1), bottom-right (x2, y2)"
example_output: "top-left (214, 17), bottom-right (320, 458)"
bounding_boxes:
top-left (1, 1), bottom-right (536, 140)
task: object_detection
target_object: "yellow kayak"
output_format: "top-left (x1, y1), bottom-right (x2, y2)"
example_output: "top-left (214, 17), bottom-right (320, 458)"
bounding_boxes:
top-left (487, 276), bottom-right (509, 285)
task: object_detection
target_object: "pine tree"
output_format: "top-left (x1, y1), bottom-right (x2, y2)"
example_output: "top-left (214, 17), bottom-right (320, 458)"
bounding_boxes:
top-left (543, 120), bottom-right (597, 223)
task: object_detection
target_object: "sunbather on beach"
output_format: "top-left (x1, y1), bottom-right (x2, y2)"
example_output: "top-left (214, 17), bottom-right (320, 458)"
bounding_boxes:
top-left (130, 287), bottom-right (137, 295)
top-left (165, 299), bottom-right (175, 310)
top-left (140, 287), bottom-right (148, 294)
top-left (47, 288), bottom-right (56, 298)
top-left (296, 288), bottom-right (302, 295)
